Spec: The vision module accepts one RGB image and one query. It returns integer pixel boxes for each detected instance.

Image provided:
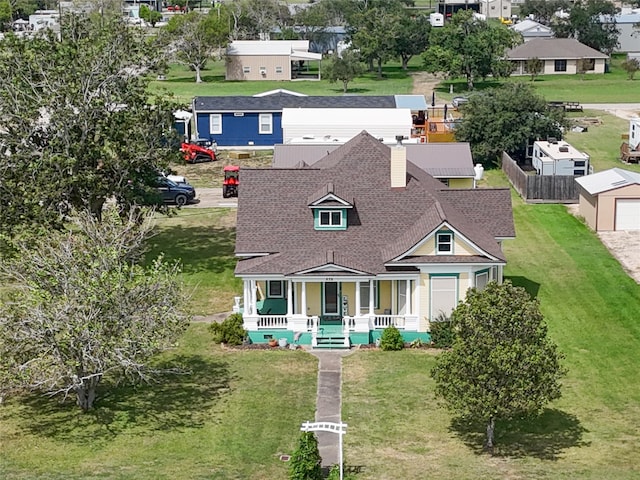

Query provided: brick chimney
[390,135,406,189]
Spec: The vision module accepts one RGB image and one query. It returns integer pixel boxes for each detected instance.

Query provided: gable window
[554,60,567,72]
[319,210,343,227]
[359,281,379,313]
[267,280,284,298]
[436,232,453,254]
[209,114,222,134]
[259,113,272,134]
[242,66,251,74]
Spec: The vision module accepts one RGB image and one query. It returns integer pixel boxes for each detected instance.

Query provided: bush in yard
[289,431,322,480]
[380,325,404,351]
[209,313,247,346]
[430,312,455,348]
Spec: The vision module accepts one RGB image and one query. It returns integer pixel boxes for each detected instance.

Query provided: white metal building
[281,108,413,145]
[532,139,590,176]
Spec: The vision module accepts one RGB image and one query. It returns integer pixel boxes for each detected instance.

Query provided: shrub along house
[235,132,515,348]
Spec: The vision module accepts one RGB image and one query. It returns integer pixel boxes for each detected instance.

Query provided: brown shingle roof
[235,131,514,275]
[506,38,609,60]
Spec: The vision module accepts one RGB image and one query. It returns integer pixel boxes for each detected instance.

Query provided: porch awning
[291,51,322,61]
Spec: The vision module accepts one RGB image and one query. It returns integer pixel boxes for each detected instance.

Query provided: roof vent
[559,146,569,152]
[548,137,558,144]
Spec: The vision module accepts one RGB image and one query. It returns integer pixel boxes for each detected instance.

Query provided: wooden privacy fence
[502,152,580,203]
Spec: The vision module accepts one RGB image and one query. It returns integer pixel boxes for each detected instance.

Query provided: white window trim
[243,66,251,74]
[209,114,222,134]
[259,113,273,135]
[475,271,489,291]
[319,210,343,227]
[267,280,284,298]
[436,232,453,255]
[275,66,283,73]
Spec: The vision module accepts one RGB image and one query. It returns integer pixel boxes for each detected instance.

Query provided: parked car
[160,170,186,184]
[452,96,469,109]
[156,177,196,206]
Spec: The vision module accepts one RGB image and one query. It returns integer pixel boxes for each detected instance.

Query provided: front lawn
[0,324,318,480]
[341,199,640,479]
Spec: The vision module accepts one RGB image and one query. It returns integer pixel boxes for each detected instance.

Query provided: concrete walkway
[308,349,353,468]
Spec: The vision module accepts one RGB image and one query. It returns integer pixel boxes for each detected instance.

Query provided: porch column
[287,279,293,316]
[250,279,257,315]
[405,279,412,315]
[292,281,298,315]
[368,279,375,315]
[243,280,250,315]
[301,281,307,316]
[355,281,361,315]
[414,278,421,323]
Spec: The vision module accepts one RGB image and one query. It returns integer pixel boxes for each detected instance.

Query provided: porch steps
[315,324,349,349]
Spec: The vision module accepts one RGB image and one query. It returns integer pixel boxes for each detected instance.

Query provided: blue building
[191,89,427,148]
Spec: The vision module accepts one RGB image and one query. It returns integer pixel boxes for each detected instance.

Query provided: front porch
[238,277,429,347]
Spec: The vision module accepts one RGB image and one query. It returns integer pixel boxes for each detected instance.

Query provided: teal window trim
[436,230,453,255]
[267,280,284,298]
[314,209,347,230]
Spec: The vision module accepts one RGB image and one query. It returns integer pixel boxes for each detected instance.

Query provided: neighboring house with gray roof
[511,19,553,41]
[235,131,515,347]
[507,38,609,75]
[225,40,322,81]
[191,90,427,147]
[273,142,478,188]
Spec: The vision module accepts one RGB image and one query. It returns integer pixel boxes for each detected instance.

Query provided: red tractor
[222,165,239,198]
[180,139,217,163]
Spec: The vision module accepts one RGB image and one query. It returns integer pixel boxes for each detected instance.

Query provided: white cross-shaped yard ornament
[300,421,348,480]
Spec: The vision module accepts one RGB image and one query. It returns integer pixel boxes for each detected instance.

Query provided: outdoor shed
[281,108,412,144]
[506,38,609,75]
[575,168,640,231]
[225,40,322,81]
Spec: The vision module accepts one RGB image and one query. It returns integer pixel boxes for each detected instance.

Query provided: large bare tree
[0,207,191,411]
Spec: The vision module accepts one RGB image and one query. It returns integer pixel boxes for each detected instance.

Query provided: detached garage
[575,168,640,231]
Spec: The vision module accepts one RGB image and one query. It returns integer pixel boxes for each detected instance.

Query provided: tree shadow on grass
[450,408,590,460]
[13,354,232,444]
[504,275,541,299]
[145,225,237,275]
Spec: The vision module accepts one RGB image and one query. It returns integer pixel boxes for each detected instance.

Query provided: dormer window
[320,210,343,227]
[436,232,453,254]
[308,183,353,231]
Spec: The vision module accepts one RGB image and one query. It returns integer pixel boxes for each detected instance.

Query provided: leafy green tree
[454,83,567,165]
[422,10,520,90]
[525,57,544,81]
[621,58,640,80]
[519,0,570,25]
[0,207,191,411]
[431,281,566,450]
[163,8,230,82]
[0,1,11,30]
[392,12,431,70]
[289,431,322,480]
[139,4,162,26]
[228,0,291,40]
[323,49,364,93]
[552,0,619,54]
[0,14,179,234]
[351,3,403,77]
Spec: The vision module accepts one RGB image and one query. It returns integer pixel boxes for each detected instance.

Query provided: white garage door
[615,199,640,230]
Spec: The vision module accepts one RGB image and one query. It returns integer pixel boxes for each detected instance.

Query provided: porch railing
[373,315,406,329]
[257,315,288,329]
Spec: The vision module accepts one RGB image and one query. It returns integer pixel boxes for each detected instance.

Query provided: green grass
[0,324,318,480]
[145,208,242,315]
[341,198,640,479]
[151,61,417,104]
